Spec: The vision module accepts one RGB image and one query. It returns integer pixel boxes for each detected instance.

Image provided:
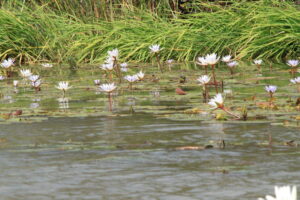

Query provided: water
[0,114,299,200]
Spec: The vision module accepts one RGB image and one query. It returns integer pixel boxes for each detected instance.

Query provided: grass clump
[0,0,299,64]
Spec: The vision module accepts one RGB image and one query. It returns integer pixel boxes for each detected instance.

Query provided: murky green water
[0,62,299,199]
[0,114,299,199]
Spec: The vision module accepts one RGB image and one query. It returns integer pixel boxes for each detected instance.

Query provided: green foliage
[0,0,299,64]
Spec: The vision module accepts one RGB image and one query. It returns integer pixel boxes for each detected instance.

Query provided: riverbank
[0,0,299,64]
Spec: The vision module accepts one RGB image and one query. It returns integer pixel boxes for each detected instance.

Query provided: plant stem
[222,107,240,119]
[211,65,218,93]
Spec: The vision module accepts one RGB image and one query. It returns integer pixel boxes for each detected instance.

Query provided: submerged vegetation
[0,0,299,64]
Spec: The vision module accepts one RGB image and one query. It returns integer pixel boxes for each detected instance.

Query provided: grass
[0,0,299,65]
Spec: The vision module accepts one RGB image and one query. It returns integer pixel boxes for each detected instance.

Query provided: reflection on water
[0,114,299,200]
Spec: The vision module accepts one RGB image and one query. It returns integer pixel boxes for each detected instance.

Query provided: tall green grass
[0,1,299,64]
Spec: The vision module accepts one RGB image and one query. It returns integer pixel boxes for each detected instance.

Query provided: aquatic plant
[258,185,297,200]
[1,58,14,77]
[56,81,72,98]
[221,55,232,63]
[41,63,53,68]
[124,75,139,90]
[31,79,42,92]
[287,60,299,77]
[94,79,101,86]
[99,83,117,111]
[197,75,211,102]
[13,80,19,87]
[136,71,145,81]
[205,53,220,92]
[149,44,163,73]
[208,93,240,119]
[290,77,300,93]
[20,69,32,78]
[226,61,238,75]
[120,62,128,72]
[265,85,277,105]
[254,59,263,71]
[196,56,209,74]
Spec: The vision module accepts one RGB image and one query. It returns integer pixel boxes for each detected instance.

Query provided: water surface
[0,114,299,200]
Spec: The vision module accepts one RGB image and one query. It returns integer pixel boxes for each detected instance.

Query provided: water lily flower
[136,71,145,80]
[99,83,117,93]
[56,81,71,97]
[149,44,160,53]
[222,55,231,63]
[20,69,32,78]
[197,75,211,85]
[265,85,277,94]
[205,53,220,65]
[0,75,6,80]
[167,59,174,64]
[31,79,42,89]
[1,58,14,68]
[208,93,224,109]
[287,60,299,67]
[124,75,139,83]
[258,185,297,200]
[254,59,263,65]
[290,77,300,84]
[41,63,53,68]
[107,49,119,60]
[28,75,40,83]
[120,62,128,72]
[94,79,101,85]
[120,62,128,68]
[121,67,128,72]
[227,61,238,68]
[208,93,240,119]
[101,63,114,71]
[196,56,208,66]
[13,80,19,87]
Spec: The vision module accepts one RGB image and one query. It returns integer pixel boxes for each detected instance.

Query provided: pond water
[0,114,299,200]
[0,62,299,199]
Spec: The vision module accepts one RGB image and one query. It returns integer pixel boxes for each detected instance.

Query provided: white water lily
[258,185,297,200]
[120,62,128,68]
[13,80,19,87]
[149,44,160,53]
[287,60,299,67]
[208,93,224,109]
[136,71,145,80]
[56,81,72,91]
[197,56,208,66]
[254,59,263,65]
[1,58,14,68]
[167,59,174,64]
[124,75,139,83]
[121,67,128,72]
[94,79,101,85]
[290,77,300,84]
[205,53,220,65]
[28,75,40,83]
[101,62,114,71]
[197,75,211,85]
[265,85,277,93]
[222,55,232,63]
[99,83,117,93]
[227,61,238,68]
[41,63,53,68]
[20,69,32,78]
[107,49,119,59]
[31,79,42,88]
